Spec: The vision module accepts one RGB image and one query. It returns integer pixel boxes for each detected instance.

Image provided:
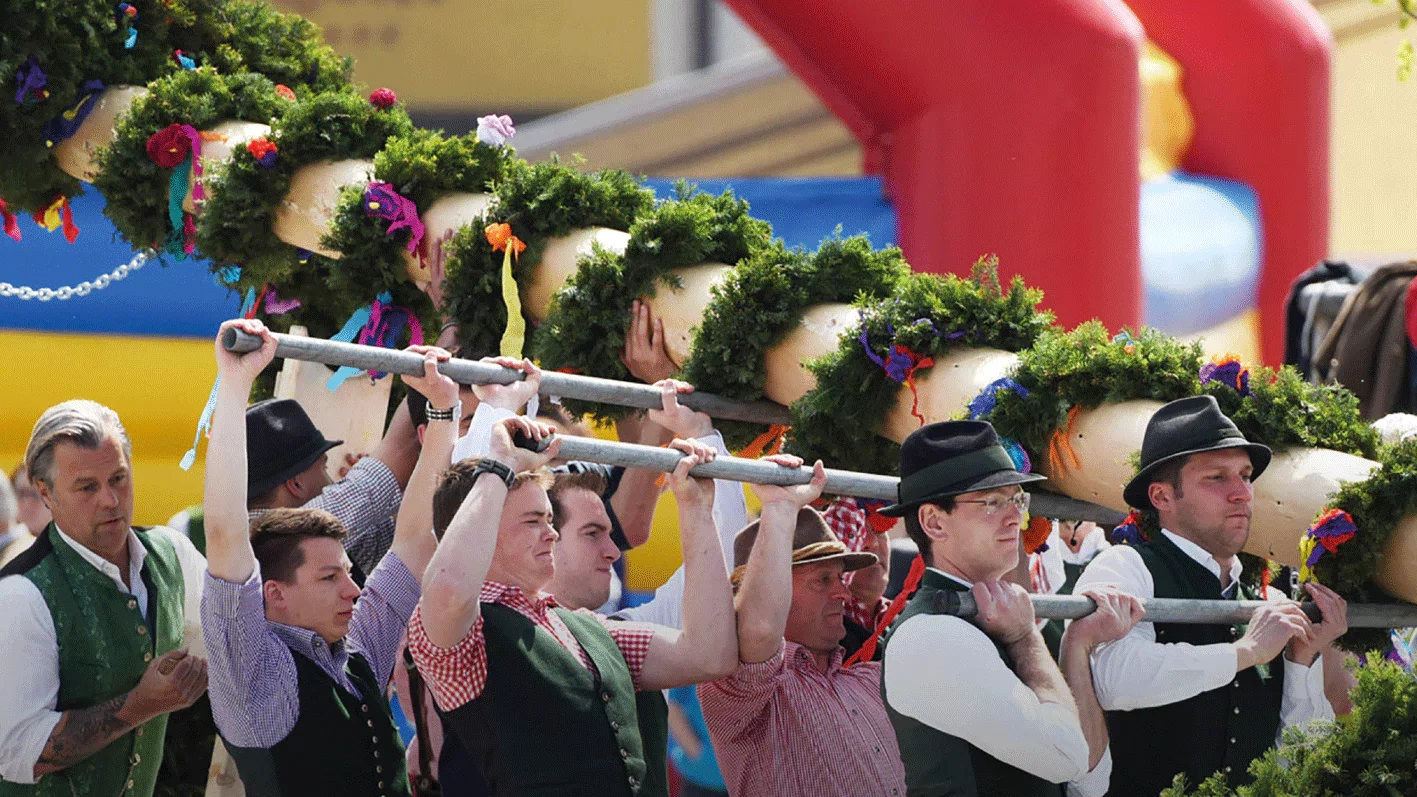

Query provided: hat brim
[1122,439,1272,510]
[878,470,1047,518]
[791,551,879,573]
[248,437,344,497]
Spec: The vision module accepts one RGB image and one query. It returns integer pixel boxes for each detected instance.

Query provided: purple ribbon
[1304,511,1358,568]
[263,290,301,316]
[1002,439,1031,474]
[14,56,46,104]
[363,181,425,254]
[1199,359,1251,397]
[42,80,105,146]
[356,294,424,378]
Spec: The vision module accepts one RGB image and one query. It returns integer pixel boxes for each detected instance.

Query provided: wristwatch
[425,401,462,423]
[471,457,515,488]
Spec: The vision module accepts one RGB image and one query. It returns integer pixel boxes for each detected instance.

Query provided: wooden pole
[935,590,1417,628]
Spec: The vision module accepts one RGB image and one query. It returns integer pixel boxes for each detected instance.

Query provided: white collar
[1060,525,1111,565]
[53,524,145,585]
[1160,528,1243,587]
[929,567,974,589]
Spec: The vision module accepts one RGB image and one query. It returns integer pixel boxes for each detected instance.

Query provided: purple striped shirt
[249,457,402,577]
[202,552,421,748]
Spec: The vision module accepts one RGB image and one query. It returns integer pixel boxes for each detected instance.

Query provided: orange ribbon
[847,553,926,667]
[737,424,791,460]
[1047,406,1082,477]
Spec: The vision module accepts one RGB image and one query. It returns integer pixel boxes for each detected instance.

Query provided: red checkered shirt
[407,579,657,712]
[822,497,890,632]
[698,641,907,797]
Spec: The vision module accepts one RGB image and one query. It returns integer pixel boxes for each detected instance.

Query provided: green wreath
[680,233,910,448]
[93,66,285,254]
[789,257,1054,475]
[534,185,773,420]
[441,158,654,358]
[319,128,513,318]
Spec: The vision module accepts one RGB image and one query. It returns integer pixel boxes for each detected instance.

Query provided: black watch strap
[472,458,516,488]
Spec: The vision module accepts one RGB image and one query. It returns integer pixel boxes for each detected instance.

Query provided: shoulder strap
[402,648,440,794]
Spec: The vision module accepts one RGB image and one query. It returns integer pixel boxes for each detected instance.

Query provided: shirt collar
[1160,528,1244,586]
[271,619,350,666]
[53,523,145,583]
[928,567,973,589]
[783,639,845,674]
[480,579,559,613]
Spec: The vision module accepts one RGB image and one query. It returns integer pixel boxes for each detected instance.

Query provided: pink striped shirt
[697,641,907,797]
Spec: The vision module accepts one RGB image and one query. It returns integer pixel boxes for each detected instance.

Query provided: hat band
[729,540,851,587]
[899,445,1016,505]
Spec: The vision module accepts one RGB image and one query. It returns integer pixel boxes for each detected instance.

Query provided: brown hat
[730,507,878,586]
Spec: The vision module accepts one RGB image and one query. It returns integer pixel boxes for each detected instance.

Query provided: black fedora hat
[1122,395,1271,510]
[246,399,342,497]
[879,420,1045,517]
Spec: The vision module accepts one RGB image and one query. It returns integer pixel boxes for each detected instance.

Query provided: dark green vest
[223,651,409,797]
[880,569,1063,797]
[441,603,668,797]
[0,525,185,797]
[1104,533,1284,797]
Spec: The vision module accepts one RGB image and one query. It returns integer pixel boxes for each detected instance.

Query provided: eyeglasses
[955,491,1030,516]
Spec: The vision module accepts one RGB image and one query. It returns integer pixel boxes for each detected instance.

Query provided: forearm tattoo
[33,694,136,779]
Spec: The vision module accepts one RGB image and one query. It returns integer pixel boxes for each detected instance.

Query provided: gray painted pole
[935,590,1417,628]
[223,328,793,425]
[224,328,1125,525]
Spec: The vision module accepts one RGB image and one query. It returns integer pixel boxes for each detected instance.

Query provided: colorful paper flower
[146,123,195,168]
[275,84,297,101]
[1299,508,1358,581]
[484,222,526,256]
[1199,355,1252,397]
[14,56,48,105]
[363,181,425,253]
[117,4,139,48]
[31,196,78,243]
[246,137,278,169]
[1111,509,1145,545]
[858,319,937,425]
[369,87,397,109]
[173,50,196,70]
[476,114,516,146]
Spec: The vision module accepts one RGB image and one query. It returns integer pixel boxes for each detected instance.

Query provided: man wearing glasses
[874,421,1142,797]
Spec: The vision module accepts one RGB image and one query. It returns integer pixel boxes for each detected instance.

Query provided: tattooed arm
[34,649,206,778]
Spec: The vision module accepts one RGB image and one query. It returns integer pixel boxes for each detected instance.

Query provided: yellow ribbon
[498,242,525,358]
[1297,535,1317,582]
[37,198,64,232]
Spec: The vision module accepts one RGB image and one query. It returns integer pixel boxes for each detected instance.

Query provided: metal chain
[0,250,154,301]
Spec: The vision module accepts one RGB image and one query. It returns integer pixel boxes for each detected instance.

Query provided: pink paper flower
[476,114,515,146]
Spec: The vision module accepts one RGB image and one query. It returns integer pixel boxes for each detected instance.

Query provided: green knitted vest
[1105,532,1284,797]
[880,569,1063,797]
[0,525,184,797]
[222,652,409,797]
[441,604,667,797]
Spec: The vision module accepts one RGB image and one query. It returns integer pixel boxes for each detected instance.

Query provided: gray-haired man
[0,400,208,797]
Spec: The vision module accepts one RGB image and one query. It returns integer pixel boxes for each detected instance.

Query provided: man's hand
[620,299,676,384]
[125,649,208,723]
[473,356,541,412]
[1286,582,1349,666]
[748,455,826,510]
[972,580,1037,646]
[335,452,365,479]
[647,379,713,439]
[1065,586,1145,653]
[402,345,460,412]
[486,416,561,473]
[666,437,717,509]
[214,318,277,386]
[1236,601,1313,672]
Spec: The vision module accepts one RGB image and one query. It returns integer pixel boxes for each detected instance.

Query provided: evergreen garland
[320,129,513,318]
[441,158,654,358]
[985,322,1202,461]
[1161,661,1417,797]
[789,258,1054,475]
[534,186,773,420]
[1203,364,1380,460]
[680,234,910,448]
[94,66,285,253]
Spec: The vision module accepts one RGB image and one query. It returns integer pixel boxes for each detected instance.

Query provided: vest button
[127,599,137,610]
[137,625,148,635]
[1230,737,1237,744]
[602,691,612,702]
[1224,766,1232,774]
[362,704,370,713]
[376,766,383,774]
[367,719,375,728]
[135,728,143,737]
[126,779,135,790]
[143,652,153,662]
[620,748,629,760]
[130,753,141,765]
[372,736,380,745]
[377,782,383,789]
[1233,707,1240,714]
[611,721,621,731]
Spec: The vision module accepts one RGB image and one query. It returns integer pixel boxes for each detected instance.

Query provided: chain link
[0,250,154,301]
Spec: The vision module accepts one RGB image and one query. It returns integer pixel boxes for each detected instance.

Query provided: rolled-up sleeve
[883,614,1090,784]
[696,641,788,742]
[347,552,422,687]
[201,567,300,748]
[1068,747,1112,797]
[0,577,62,784]
[1278,655,1334,741]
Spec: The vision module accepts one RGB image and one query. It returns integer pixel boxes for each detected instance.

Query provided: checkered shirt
[249,456,401,576]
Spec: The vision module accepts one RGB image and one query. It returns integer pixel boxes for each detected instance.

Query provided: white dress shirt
[1072,529,1333,737]
[882,568,1109,797]
[0,525,207,784]
[453,401,750,630]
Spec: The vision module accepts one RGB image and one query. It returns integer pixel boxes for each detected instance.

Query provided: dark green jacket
[0,525,184,797]
[881,569,1064,797]
[1104,533,1284,797]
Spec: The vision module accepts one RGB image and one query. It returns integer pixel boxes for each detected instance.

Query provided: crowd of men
[0,314,1352,797]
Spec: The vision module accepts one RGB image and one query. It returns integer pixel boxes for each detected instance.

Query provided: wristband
[425,401,462,423]
[471,458,516,489]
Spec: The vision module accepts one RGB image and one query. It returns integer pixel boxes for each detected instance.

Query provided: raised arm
[635,439,739,690]
[735,456,827,664]
[205,318,278,583]
[390,346,461,582]
[419,416,560,649]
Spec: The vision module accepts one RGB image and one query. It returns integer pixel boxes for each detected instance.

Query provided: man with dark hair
[1074,395,1348,796]
[875,420,1141,797]
[0,400,209,796]
[201,318,456,797]
[408,412,739,797]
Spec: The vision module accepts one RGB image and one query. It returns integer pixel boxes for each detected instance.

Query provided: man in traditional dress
[876,420,1141,797]
[0,400,209,796]
[1074,395,1349,796]
[408,413,738,796]
[202,318,454,796]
